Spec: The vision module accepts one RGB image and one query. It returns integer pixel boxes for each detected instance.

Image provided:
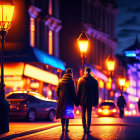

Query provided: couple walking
[55,67,99,134]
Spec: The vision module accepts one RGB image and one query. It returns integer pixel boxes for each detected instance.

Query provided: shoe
[87,130,92,134]
[65,129,70,132]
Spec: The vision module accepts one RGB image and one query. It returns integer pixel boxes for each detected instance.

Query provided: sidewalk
[0,121,60,140]
[0,117,140,140]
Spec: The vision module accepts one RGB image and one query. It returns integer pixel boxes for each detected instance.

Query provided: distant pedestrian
[138,98,140,115]
[55,68,76,133]
[117,94,126,118]
[77,67,99,133]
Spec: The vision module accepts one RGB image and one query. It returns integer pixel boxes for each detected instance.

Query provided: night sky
[116,0,140,54]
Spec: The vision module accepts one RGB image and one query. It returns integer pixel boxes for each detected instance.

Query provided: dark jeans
[81,105,92,131]
[61,118,69,130]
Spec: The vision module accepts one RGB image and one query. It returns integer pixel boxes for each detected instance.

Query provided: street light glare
[0,1,15,31]
[78,40,88,53]
[118,78,126,86]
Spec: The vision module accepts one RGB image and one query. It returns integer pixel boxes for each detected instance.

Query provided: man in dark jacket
[56,68,76,133]
[117,94,126,118]
[77,67,99,133]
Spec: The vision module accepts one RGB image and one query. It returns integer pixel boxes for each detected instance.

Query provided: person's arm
[76,78,82,106]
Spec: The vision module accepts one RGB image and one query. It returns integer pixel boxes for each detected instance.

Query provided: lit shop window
[30,18,35,47]
[48,30,53,55]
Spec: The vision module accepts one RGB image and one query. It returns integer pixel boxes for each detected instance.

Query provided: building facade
[60,0,118,102]
[1,0,65,99]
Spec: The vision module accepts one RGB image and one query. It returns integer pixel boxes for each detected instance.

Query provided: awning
[4,46,65,71]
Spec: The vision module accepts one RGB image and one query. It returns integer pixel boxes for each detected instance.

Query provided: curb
[0,123,60,140]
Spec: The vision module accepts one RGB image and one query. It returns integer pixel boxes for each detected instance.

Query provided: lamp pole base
[0,84,10,134]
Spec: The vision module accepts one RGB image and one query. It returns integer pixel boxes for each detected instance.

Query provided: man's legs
[81,105,86,132]
[87,106,92,132]
[66,119,69,132]
[61,118,65,132]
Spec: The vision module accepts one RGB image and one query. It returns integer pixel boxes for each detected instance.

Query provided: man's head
[84,67,91,74]
[65,68,73,77]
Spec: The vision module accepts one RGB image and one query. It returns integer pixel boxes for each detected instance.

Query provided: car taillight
[112,109,117,112]
[98,108,102,112]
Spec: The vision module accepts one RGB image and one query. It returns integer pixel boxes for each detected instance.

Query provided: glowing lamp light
[76,110,80,115]
[132,110,136,115]
[135,97,139,102]
[118,77,126,87]
[77,32,89,53]
[125,111,128,116]
[0,0,15,31]
[106,54,115,71]
[48,90,52,96]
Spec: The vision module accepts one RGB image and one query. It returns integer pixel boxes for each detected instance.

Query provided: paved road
[8,117,140,140]
[12,124,140,140]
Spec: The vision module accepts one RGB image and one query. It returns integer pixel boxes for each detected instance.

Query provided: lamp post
[77,32,88,74]
[106,54,115,100]
[118,77,126,95]
[0,0,14,134]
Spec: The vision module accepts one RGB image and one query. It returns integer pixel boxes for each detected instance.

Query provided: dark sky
[116,0,140,54]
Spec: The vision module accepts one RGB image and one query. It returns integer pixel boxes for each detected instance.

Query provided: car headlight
[112,109,117,112]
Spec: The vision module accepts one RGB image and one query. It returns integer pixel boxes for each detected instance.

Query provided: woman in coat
[55,68,76,133]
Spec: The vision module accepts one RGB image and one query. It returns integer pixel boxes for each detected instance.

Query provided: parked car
[6,91,57,122]
[96,100,119,117]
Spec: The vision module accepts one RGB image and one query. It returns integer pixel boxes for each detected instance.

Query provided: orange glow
[0,63,24,76]
[125,81,130,88]
[5,80,24,88]
[129,104,135,108]
[110,91,114,97]
[76,110,80,115]
[125,111,128,116]
[30,18,35,47]
[99,80,104,88]
[49,30,53,55]
[0,2,15,31]
[98,109,102,113]
[78,40,88,53]
[132,110,136,115]
[24,64,58,85]
[118,78,126,86]
[30,82,39,88]
[106,82,111,90]
[48,90,52,96]
[77,32,89,54]
[106,55,115,71]
[112,109,116,113]
[103,109,109,115]
[135,97,139,102]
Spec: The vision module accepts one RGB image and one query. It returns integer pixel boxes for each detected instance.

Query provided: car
[6,91,57,122]
[96,100,119,117]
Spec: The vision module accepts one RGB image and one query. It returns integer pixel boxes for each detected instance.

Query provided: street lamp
[77,32,88,73]
[0,0,15,134]
[118,77,126,95]
[106,54,115,100]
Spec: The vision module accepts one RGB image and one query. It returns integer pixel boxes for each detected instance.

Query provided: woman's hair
[65,68,73,74]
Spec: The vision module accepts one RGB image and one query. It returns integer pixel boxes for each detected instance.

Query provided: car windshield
[100,102,115,106]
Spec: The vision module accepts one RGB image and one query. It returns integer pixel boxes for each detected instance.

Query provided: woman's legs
[61,118,69,132]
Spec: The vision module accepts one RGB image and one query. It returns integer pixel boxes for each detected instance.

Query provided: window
[30,17,35,47]
[48,30,53,55]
